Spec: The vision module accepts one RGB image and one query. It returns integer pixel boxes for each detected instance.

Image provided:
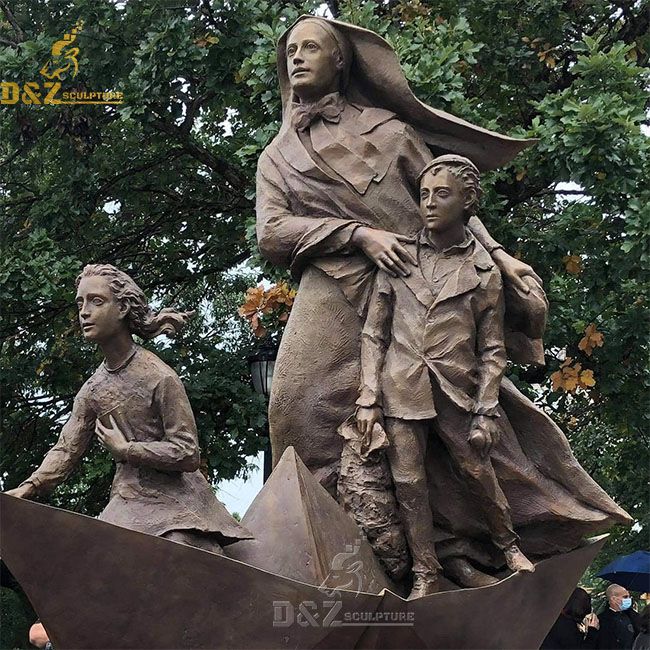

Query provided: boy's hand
[468,415,500,458]
[356,406,384,437]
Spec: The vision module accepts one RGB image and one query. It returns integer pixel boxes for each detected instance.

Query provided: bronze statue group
[8,16,631,608]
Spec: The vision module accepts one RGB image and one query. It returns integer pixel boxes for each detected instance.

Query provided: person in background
[597,584,641,649]
[29,622,52,649]
[541,587,599,649]
[631,606,650,650]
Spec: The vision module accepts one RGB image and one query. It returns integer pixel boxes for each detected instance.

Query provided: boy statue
[355,154,535,599]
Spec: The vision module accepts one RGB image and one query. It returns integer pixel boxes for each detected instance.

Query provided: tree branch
[94,149,187,199]
[150,116,251,195]
[0,35,18,47]
[0,0,25,41]
[199,0,219,30]
[1,121,55,169]
[182,91,215,135]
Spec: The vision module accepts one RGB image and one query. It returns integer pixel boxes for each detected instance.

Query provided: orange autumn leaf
[551,357,597,393]
[268,281,296,306]
[551,372,563,391]
[237,286,265,318]
[579,369,596,387]
[578,323,604,356]
[562,254,582,275]
[250,313,267,338]
[238,281,296,337]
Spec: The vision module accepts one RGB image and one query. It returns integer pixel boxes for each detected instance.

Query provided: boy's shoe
[408,571,441,599]
[503,544,535,573]
[444,557,499,587]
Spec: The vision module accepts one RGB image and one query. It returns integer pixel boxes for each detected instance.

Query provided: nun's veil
[277,15,536,171]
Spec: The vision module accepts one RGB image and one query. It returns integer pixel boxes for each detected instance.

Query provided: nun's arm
[255,151,364,270]
[467,215,503,254]
[470,216,544,291]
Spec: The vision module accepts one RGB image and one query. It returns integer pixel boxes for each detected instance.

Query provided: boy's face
[419,168,468,234]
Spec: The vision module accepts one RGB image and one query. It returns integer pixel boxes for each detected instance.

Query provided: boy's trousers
[384,382,517,576]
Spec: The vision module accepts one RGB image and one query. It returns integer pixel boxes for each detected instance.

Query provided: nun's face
[286,22,341,102]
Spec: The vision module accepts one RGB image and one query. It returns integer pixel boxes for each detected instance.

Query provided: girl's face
[75,275,128,343]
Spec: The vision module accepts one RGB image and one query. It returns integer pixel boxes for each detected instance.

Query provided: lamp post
[248,342,277,483]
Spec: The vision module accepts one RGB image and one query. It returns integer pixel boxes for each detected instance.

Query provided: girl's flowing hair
[76,264,194,339]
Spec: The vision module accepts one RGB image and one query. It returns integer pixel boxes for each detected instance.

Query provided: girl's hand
[5,482,35,499]
[95,414,129,461]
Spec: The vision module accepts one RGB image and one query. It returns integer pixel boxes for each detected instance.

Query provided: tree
[1,0,647,606]
[0,0,312,515]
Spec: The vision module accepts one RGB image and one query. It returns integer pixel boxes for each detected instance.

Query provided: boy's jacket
[357,233,505,419]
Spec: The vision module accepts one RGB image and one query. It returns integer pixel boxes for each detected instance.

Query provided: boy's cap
[417,154,480,183]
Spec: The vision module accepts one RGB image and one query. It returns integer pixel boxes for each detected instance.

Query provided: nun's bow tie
[291,93,344,131]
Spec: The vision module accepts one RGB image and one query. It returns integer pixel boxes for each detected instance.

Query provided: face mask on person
[620,597,632,611]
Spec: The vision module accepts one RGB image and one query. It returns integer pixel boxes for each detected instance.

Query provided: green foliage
[0,586,31,650]
[0,0,303,508]
[1,0,648,576]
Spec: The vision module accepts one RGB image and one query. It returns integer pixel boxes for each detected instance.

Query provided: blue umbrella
[597,550,650,592]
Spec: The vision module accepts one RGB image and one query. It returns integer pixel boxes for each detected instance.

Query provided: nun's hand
[492,249,542,294]
[351,227,417,277]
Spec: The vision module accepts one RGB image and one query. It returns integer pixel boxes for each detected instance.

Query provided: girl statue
[6,264,251,554]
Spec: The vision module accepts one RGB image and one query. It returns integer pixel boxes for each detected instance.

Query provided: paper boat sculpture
[0,447,606,649]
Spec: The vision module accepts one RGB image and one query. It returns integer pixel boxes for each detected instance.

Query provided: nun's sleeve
[256,151,365,271]
[467,215,504,254]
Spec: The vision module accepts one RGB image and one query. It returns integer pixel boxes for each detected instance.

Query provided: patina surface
[6,264,250,549]
[0,492,609,649]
